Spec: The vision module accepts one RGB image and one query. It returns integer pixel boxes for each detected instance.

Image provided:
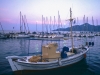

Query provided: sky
[0,0,100,32]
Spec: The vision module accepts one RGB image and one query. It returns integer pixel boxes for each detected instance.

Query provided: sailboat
[6,8,90,72]
[15,12,30,38]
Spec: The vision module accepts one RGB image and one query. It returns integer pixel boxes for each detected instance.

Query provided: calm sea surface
[0,36,100,75]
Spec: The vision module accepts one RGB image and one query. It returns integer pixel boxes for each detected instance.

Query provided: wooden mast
[70,8,74,52]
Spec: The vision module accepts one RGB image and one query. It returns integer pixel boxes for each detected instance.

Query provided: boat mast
[46,17,48,33]
[22,15,27,33]
[92,16,94,32]
[70,8,74,52]
[43,17,46,33]
[20,11,22,33]
[42,15,44,36]
[35,21,37,33]
[50,16,52,34]
[54,16,55,30]
[58,11,60,34]
[0,22,4,34]
[86,17,88,32]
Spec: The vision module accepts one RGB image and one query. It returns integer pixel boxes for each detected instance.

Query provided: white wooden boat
[6,43,89,71]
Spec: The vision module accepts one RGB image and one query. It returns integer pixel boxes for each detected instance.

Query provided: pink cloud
[0,18,17,24]
[28,20,42,25]
[0,8,8,11]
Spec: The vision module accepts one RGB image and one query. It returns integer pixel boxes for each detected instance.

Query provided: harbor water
[0,36,100,75]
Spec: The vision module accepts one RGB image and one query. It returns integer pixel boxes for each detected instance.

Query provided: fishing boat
[6,8,90,72]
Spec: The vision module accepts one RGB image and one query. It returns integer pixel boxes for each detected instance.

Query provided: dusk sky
[0,0,100,32]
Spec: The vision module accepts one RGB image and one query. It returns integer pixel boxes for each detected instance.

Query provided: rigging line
[24,15,30,33]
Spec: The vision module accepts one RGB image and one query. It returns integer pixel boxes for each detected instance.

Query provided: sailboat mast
[92,16,94,32]
[0,22,4,34]
[46,17,48,33]
[44,17,46,33]
[22,15,27,33]
[42,15,44,34]
[50,16,52,34]
[87,17,88,32]
[54,16,56,30]
[83,15,85,32]
[20,11,22,33]
[70,8,74,52]
[36,21,37,33]
[58,11,60,33]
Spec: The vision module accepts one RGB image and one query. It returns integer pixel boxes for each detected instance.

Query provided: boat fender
[89,42,91,46]
[85,42,88,46]
[92,42,94,46]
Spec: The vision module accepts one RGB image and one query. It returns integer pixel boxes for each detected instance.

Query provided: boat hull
[14,58,87,75]
[6,52,87,71]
